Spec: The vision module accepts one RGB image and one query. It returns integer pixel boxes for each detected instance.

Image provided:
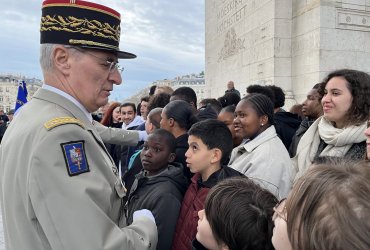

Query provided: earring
[260,124,264,127]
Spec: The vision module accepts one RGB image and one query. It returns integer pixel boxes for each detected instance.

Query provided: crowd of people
[0,0,369,250]
[83,68,370,250]
[94,69,370,249]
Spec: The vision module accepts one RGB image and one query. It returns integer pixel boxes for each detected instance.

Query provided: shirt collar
[42,84,93,123]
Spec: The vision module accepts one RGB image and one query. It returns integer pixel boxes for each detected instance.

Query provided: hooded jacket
[172,166,243,250]
[126,162,188,250]
[122,115,144,130]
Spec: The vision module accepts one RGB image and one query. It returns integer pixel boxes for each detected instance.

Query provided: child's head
[218,105,243,147]
[286,159,370,250]
[161,100,198,132]
[186,119,233,174]
[140,129,176,176]
[145,107,163,134]
[235,94,274,140]
[197,177,277,250]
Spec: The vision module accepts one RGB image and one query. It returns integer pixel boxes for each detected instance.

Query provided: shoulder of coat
[44,116,85,131]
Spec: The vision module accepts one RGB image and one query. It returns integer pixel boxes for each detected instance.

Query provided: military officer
[0,0,157,249]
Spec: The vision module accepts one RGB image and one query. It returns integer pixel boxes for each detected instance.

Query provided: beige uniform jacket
[94,121,140,146]
[0,89,157,250]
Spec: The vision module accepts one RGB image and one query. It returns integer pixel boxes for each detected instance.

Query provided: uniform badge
[61,141,89,176]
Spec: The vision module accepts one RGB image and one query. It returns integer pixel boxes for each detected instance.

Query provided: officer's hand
[138,131,148,141]
[133,209,156,223]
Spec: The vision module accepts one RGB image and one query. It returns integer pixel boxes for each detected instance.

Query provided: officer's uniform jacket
[0,88,157,250]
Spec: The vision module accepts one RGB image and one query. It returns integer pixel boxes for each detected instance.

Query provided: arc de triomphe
[205,0,370,107]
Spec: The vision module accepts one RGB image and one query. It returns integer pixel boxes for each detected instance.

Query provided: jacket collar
[33,88,96,133]
[240,126,277,153]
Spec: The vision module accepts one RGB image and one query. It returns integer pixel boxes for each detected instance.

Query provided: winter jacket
[274,111,301,150]
[228,126,294,198]
[125,122,146,167]
[191,239,208,250]
[118,116,145,173]
[126,162,188,250]
[288,118,315,157]
[172,166,242,250]
[122,149,143,196]
[175,133,192,182]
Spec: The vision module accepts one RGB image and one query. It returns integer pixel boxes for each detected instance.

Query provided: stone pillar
[206,0,293,105]
[206,0,370,107]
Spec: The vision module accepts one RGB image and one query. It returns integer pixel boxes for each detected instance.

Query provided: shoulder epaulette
[44,117,85,131]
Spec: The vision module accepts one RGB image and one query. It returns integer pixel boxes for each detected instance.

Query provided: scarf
[292,116,366,181]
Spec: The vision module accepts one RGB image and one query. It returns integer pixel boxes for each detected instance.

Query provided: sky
[0,0,205,101]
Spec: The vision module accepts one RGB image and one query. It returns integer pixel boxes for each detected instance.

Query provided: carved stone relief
[218,27,246,61]
[336,8,370,32]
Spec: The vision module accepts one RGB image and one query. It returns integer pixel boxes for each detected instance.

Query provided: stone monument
[205,0,370,107]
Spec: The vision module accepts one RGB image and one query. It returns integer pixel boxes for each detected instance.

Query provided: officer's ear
[53,45,72,75]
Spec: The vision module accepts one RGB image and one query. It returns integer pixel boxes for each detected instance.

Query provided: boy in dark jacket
[123,108,163,194]
[125,129,188,250]
[172,119,242,250]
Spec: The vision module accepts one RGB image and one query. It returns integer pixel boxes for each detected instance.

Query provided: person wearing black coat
[125,129,188,250]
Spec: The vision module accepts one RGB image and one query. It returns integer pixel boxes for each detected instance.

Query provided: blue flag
[15,81,28,112]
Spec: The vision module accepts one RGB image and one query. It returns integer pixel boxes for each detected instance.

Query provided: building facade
[0,75,42,112]
[205,0,370,108]
[124,73,207,105]
[171,73,208,103]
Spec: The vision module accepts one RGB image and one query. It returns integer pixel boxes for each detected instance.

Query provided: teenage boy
[194,177,278,250]
[125,129,188,250]
[172,119,242,250]
[289,83,323,157]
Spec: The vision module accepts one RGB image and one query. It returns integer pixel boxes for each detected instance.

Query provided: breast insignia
[44,117,85,130]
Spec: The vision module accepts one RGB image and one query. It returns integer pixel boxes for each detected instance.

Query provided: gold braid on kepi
[40,0,136,59]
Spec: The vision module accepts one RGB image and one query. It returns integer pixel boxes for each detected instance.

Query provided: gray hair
[40,44,56,73]
[39,44,80,73]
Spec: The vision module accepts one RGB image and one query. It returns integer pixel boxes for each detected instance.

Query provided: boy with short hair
[194,177,278,250]
[123,108,163,193]
[172,119,242,250]
[125,129,188,250]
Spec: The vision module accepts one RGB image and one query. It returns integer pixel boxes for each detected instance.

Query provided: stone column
[206,0,293,105]
[206,0,370,107]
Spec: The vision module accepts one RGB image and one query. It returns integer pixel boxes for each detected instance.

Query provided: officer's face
[140,134,175,176]
[69,49,122,113]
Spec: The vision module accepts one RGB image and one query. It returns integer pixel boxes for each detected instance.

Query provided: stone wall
[205,0,370,107]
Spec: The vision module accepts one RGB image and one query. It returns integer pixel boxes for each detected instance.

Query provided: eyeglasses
[71,47,124,75]
[272,198,287,222]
